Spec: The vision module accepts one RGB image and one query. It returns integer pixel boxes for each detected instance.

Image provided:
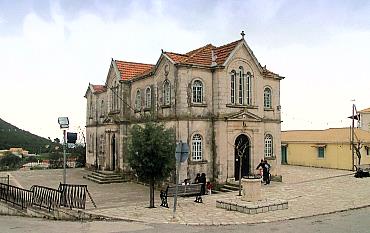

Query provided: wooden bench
[160,183,203,208]
[355,164,370,178]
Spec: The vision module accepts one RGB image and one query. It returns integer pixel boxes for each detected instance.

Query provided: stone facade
[84,36,284,183]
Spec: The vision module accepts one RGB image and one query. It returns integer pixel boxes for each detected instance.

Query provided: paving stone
[2,165,366,225]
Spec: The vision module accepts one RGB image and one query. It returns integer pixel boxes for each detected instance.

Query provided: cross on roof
[241,30,245,39]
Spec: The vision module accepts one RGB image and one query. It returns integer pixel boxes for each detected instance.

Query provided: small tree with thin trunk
[128,122,176,208]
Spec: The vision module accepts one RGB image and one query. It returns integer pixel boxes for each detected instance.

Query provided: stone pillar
[241,178,262,202]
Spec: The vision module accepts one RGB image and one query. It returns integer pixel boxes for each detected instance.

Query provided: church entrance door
[234,134,250,181]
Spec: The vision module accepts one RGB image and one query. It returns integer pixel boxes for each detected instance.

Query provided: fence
[31,185,61,212]
[0,183,32,209]
[0,182,96,211]
[0,175,9,185]
[59,183,96,209]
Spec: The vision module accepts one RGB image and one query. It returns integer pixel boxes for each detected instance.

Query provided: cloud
[0,0,369,140]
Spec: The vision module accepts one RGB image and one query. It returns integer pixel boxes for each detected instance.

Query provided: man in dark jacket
[263,159,271,185]
[199,173,206,195]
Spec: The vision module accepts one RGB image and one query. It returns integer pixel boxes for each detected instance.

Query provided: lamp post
[58,117,69,184]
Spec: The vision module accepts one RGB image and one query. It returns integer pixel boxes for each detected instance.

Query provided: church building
[85,33,284,183]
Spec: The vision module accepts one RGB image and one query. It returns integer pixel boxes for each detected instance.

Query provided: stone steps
[83,171,127,184]
[222,184,240,191]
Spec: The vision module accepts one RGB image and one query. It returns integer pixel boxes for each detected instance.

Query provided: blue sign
[175,141,189,163]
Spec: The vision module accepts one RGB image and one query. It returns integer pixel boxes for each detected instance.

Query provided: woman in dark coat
[199,173,206,195]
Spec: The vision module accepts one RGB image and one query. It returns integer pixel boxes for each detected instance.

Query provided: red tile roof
[115,38,282,80]
[214,39,243,65]
[92,85,106,94]
[165,52,188,63]
[164,39,242,67]
[115,60,154,80]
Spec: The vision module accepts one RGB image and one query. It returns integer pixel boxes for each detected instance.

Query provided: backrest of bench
[358,164,370,170]
[167,184,202,197]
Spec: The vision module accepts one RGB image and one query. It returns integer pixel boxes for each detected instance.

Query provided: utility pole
[351,103,355,171]
[63,129,67,184]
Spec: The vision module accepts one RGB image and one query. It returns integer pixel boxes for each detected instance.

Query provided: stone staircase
[219,183,240,192]
[83,171,127,184]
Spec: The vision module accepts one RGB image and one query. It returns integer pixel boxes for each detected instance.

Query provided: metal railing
[0,175,9,185]
[0,182,96,211]
[0,183,32,209]
[31,185,61,212]
[59,183,96,209]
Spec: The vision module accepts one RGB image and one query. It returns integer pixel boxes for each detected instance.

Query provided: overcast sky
[0,0,369,141]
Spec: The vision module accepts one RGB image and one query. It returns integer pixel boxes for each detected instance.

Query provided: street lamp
[58,117,69,184]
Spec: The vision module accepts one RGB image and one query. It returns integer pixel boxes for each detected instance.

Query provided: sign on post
[173,141,189,219]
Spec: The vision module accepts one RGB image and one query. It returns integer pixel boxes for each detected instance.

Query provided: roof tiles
[114,38,282,80]
[115,60,154,80]
[92,85,106,94]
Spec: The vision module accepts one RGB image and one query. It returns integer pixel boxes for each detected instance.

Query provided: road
[1,207,370,233]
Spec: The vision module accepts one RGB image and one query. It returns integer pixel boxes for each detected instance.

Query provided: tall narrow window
[192,80,203,103]
[89,100,93,118]
[238,67,244,104]
[192,134,203,161]
[231,70,236,104]
[135,90,141,110]
[101,100,104,116]
[112,81,118,111]
[145,87,151,108]
[318,147,325,158]
[264,134,273,158]
[264,87,272,108]
[246,72,252,105]
[163,80,171,105]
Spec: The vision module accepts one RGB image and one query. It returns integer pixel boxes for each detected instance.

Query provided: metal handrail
[31,185,61,212]
[0,183,32,209]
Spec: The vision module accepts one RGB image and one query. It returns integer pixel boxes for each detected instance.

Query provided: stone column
[241,178,262,202]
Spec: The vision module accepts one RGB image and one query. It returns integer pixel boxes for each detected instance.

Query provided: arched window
[101,100,104,116]
[230,70,236,104]
[192,134,203,161]
[89,99,93,118]
[246,71,252,105]
[264,87,272,108]
[135,90,141,110]
[145,87,151,108]
[264,134,273,158]
[238,66,244,104]
[192,80,203,103]
[163,80,171,105]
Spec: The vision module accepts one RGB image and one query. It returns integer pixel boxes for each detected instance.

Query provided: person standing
[194,173,200,184]
[256,159,265,182]
[263,159,271,185]
[199,173,206,195]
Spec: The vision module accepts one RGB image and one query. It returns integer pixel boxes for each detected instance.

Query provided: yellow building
[281,128,370,170]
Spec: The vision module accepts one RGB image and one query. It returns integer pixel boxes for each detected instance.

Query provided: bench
[160,183,203,208]
[355,164,370,178]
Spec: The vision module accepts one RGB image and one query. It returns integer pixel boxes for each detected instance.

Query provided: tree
[128,122,176,208]
[70,144,86,167]
[0,154,22,170]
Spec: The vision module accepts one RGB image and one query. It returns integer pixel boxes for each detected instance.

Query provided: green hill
[0,118,52,154]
